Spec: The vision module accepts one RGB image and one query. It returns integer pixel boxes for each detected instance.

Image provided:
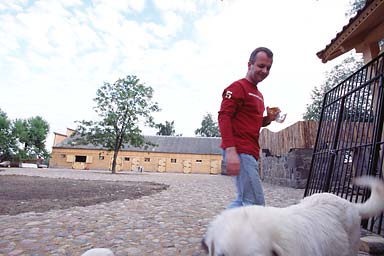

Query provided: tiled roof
[53,135,223,155]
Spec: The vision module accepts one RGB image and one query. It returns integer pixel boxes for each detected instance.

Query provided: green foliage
[303,84,328,121]
[0,109,50,161]
[156,120,176,136]
[0,109,16,161]
[13,116,50,159]
[195,113,220,137]
[74,75,160,173]
[345,0,366,18]
[303,54,364,121]
[13,119,29,148]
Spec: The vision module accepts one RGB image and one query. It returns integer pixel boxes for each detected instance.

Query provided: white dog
[202,176,384,256]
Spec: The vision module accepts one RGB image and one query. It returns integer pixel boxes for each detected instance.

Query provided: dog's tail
[354,176,384,219]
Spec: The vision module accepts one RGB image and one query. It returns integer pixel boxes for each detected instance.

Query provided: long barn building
[49,128,223,174]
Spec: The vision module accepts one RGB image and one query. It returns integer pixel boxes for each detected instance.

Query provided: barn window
[124,157,130,161]
[59,154,66,158]
[144,158,150,162]
[75,155,87,162]
[196,159,202,163]
[171,158,177,163]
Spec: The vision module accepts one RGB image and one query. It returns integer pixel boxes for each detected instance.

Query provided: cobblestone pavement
[0,168,343,255]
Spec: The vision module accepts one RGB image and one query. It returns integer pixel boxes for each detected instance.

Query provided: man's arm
[218,83,243,149]
[218,83,244,176]
[224,147,240,176]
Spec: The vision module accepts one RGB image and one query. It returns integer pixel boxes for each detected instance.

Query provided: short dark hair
[249,47,273,63]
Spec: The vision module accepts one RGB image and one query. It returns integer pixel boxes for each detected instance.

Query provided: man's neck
[244,77,258,87]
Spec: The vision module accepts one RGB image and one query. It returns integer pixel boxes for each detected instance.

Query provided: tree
[0,109,16,161]
[13,116,50,160]
[0,110,50,162]
[345,0,366,18]
[27,116,50,159]
[303,54,364,121]
[195,113,220,137]
[156,120,176,136]
[74,75,160,173]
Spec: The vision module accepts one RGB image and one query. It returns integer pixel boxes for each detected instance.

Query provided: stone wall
[260,148,313,189]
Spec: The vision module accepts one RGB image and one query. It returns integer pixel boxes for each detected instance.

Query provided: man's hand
[225,147,240,176]
[266,106,281,122]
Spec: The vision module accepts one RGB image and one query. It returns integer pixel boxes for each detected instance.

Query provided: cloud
[0,0,353,150]
[153,0,197,13]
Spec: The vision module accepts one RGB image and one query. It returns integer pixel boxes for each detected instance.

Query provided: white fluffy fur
[81,248,115,256]
[202,176,384,256]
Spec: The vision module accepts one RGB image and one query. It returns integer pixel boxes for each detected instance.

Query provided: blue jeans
[225,153,265,209]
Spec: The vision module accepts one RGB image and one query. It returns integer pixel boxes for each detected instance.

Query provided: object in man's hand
[268,107,286,123]
[275,112,287,123]
[268,107,280,115]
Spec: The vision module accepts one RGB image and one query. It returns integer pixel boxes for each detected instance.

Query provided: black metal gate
[305,51,384,235]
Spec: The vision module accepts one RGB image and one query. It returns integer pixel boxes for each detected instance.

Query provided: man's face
[247,51,273,85]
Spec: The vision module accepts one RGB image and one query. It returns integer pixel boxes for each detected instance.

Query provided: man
[218,47,279,208]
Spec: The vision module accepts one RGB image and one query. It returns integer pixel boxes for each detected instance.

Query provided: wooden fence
[259,121,319,156]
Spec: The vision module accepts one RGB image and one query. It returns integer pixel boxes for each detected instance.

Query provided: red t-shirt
[218,78,265,159]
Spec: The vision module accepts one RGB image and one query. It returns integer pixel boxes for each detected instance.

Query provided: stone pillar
[287,148,313,189]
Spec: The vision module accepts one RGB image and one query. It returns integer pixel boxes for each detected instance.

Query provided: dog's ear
[271,242,284,256]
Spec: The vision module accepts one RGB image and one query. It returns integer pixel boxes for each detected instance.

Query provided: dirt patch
[0,175,169,216]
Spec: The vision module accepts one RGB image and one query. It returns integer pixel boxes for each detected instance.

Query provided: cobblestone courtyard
[0,168,311,255]
[1,168,378,255]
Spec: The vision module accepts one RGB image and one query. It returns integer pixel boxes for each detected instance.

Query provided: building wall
[50,148,222,174]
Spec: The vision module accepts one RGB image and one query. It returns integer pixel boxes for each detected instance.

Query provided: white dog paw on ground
[81,248,115,256]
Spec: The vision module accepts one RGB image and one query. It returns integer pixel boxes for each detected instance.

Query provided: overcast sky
[0,0,355,151]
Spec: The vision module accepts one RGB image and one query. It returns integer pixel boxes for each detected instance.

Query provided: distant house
[49,128,223,174]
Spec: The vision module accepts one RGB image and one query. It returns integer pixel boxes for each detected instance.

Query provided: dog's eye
[271,249,280,256]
